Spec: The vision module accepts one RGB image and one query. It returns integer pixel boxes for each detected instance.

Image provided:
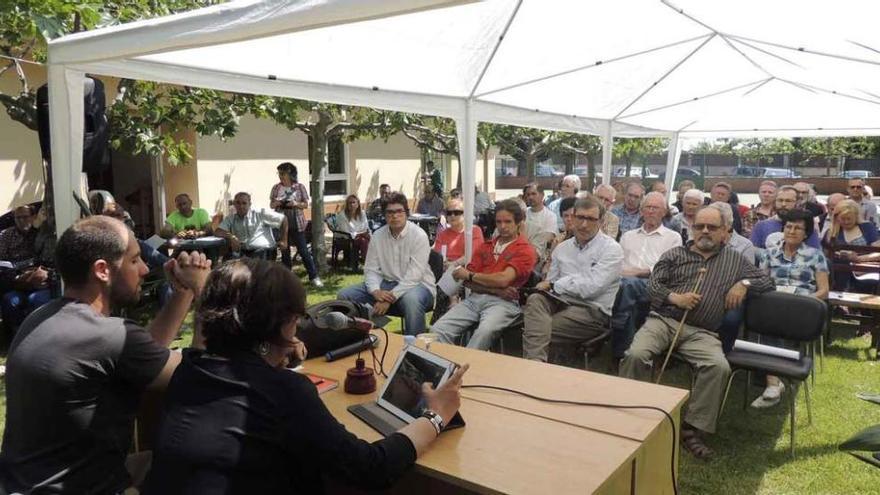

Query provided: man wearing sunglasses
[620,204,774,460]
[338,192,435,335]
[846,178,878,228]
[522,196,622,363]
[432,199,536,350]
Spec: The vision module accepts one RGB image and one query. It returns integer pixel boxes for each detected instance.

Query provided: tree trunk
[586,154,595,191]
[625,157,632,178]
[308,114,330,274]
[526,154,536,182]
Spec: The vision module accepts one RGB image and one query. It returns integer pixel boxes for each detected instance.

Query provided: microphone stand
[655,268,707,384]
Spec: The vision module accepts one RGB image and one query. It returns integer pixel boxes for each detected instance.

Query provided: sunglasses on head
[446,210,464,216]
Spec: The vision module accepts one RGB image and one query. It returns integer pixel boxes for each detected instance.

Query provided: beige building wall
[0,64,46,211]
[348,133,423,204]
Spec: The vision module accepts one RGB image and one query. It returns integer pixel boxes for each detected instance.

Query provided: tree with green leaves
[613,137,667,178]
[492,125,561,182]
[557,133,602,190]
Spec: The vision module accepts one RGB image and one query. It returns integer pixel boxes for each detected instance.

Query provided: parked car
[733,166,800,178]
[841,170,873,179]
[612,167,658,178]
[658,167,701,183]
[536,164,564,177]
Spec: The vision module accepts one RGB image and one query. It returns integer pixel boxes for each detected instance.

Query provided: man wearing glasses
[620,204,774,460]
[611,192,682,367]
[611,182,646,236]
[750,186,821,251]
[216,192,288,261]
[846,178,878,228]
[522,196,623,362]
[338,192,435,335]
[432,200,536,350]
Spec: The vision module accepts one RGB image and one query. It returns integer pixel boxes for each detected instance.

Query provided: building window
[308,135,348,197]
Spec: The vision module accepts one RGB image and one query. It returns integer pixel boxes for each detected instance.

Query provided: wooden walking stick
[655,267,708,384]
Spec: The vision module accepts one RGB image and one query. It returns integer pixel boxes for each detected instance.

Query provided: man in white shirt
[611,192,682,362]
[522,196,623,362]
[547,175,580,230]
[523,183,558,265]
[847,178,879,228]
[216,192,287,260]
[338,192,435,335]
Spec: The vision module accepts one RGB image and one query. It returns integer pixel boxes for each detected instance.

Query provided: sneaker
[762,382,785,400]
[750,395,777,409]
[311,278,324,288]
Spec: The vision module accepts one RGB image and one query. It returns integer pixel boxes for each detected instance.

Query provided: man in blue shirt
[611,182,645,236]
[750,185,820,251]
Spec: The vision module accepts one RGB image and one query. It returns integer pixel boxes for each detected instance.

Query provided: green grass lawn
[1,267,878,494]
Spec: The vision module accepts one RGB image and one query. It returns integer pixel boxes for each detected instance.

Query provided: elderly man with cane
[619,204,774,460]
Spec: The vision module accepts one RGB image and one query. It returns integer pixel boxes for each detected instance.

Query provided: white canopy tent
[47,0,880,258]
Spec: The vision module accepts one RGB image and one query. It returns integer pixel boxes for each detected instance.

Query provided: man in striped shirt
[620,205,774,460]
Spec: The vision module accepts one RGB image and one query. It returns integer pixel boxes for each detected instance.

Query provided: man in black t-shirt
[0,216,211,494]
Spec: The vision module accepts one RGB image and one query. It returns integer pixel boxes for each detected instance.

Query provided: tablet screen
[378,347,454,422]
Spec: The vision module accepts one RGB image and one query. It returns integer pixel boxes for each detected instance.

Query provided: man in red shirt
[432,199,537,350]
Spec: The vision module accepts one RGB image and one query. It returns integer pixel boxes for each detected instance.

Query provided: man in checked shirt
[620,204,774,460]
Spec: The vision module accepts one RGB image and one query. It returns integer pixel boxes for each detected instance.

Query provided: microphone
[321,311,374,333]
[326,334,379,362]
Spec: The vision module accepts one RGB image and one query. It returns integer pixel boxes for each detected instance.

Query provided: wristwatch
[740,279,751,288]
[421,409,444,435]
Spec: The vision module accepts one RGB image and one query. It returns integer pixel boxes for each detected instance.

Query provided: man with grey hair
[751,185,821,251]
[592,183,621,240]
[522,196,623,362]
[611,182,645,235]
[547,175,581,230]
[711,202,757,266]
[670,188,705,242]
[612,192,681,366]
[620,205,774,459]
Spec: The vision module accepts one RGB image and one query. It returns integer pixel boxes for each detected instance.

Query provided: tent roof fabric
[49,0,880,138]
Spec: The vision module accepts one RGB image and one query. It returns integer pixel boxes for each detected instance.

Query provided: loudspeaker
[36,76,110,174]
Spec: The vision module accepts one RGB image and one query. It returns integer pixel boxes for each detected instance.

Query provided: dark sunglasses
[446,210,464,216]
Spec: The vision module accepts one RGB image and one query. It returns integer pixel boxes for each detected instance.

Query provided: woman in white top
[335,194,370,267]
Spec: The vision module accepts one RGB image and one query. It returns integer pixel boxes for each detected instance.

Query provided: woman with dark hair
[335,194,370,267]
[144,259,467,494]
[270,162,323,287]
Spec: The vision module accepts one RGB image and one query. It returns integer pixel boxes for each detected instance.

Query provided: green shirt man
[161,194,213,239]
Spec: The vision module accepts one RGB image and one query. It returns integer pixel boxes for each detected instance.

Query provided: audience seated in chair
[592,184,621,240]
[432,198,484,267]
[751,185,821,252]
[522,196,622,363]
[0,206,53,335]
[541,196,578,279]
[522,182,559,269]
[846,177,879,229]
[670,188,705,243]
[740,180,777,239]
[432,200,537,350]
[416,185,444,217]
[0,216,211,494]
[547,175,580,231]
[338,192,435,335]
[367,183,392,231]
[216,191,288,262]
[611,192,681,364]
[752,209,829,409]
[611,182,645,236]
[619,205,774,460]
[159,193,213,240]
[334,194,371,269]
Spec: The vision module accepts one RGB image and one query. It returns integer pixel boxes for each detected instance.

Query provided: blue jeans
[1,289,52,330]
[338,281,434,335]
[276,227,318,280]
[611,277,651,358]
[718,307,744,354]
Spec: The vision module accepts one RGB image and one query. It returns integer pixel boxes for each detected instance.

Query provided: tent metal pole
[601,121,613,186]
[456,99,477,263]
[664,132,682,200]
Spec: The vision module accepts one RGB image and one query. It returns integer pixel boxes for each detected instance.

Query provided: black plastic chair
[719,291,826,457]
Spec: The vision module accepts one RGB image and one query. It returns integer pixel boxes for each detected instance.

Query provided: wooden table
[305,332,689,494]
[827,291,880,355]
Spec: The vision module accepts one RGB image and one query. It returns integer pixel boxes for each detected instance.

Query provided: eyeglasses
[693,223,722,232]
[574,215,601,223]
[385,208,406,216]
[446,210,464,216]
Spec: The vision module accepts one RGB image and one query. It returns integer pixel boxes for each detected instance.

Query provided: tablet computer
[376,345,458,424]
